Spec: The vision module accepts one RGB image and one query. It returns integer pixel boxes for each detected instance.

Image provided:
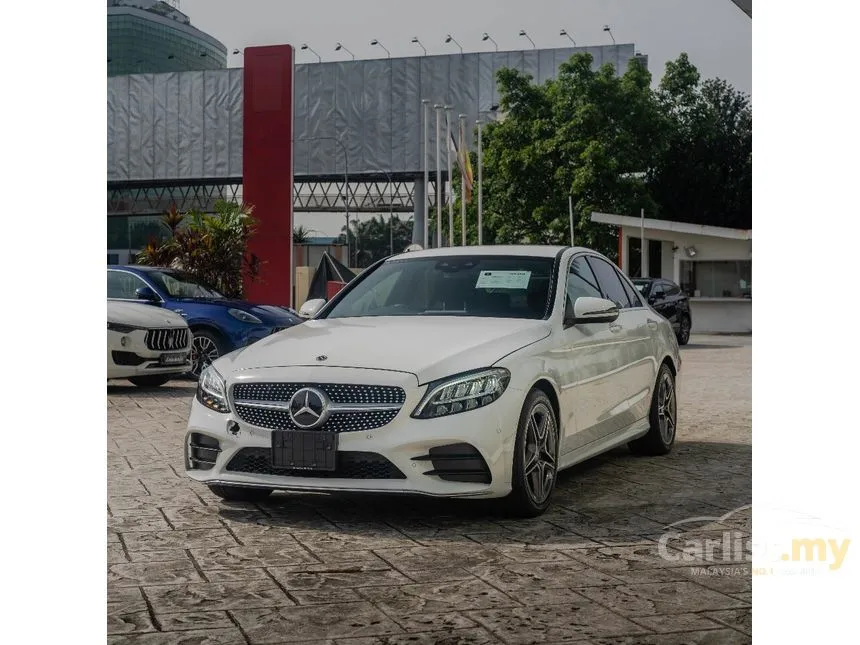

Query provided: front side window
[566,256,602,303]
[146,271,224,299]
[107,270,148,299]
[586,257,634,309]
[324,255,555,320]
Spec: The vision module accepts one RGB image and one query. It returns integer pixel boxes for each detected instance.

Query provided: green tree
[479,53,668,258]
[650,53,752,229]
[136,201,259,298]
[339,215,414,267]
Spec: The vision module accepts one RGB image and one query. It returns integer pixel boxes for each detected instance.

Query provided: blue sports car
[107,266,303,376]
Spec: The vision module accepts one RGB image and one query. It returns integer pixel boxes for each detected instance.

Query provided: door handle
[647,318,659,329]
[609,323,623,333]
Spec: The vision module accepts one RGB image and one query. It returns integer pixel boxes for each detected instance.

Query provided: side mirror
[566,296,620,326]
[135,286,160,303]
[298,298,326,319]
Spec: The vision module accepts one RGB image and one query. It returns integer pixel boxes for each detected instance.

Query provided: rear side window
[620,274,643,307]
[586,257,634,309]
[665,282,682,296]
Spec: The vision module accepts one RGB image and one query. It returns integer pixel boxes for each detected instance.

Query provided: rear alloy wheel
[208,484,272,503]
[629,364,677,456]
[677,315,691,345]
[506,389,560,517]
[128,375,172,388]
[190,330,223,377]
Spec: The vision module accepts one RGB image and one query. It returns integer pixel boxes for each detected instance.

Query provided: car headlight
[197,365,230,413]
[412,368,510,419]
[228,308,263,324]
[107,322,138,333]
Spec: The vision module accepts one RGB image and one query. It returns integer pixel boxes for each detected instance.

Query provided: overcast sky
[181,0,751,94]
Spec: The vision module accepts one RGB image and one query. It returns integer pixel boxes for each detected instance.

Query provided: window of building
[680,260,751,298]
[586,256,634,309]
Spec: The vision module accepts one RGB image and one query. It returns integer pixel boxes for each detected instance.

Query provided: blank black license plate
[272,431,337,471]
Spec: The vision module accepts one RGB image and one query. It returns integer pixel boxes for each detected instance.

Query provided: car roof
[391,244,584,260]
[109,265,168,272]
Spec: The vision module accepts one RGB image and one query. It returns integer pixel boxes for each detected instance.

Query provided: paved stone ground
[108,334,752,645]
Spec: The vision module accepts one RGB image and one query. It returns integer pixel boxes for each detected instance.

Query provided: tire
[190,329,225,378]
[128,375,172,388]
[676,315,691,346]
[629,364,677,456]
[505,389,560,518]
[208,484,273,503]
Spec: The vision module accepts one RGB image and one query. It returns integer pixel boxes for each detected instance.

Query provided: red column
[242,45,294,305]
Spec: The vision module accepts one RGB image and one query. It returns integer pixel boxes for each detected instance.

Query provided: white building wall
[620,225,751,334]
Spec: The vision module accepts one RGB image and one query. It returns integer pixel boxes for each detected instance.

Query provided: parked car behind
[632,278,692,345]
[108,301,192,386]
[107,266,303,376]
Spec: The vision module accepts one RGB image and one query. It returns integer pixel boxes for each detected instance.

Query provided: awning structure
[306,252,357,302]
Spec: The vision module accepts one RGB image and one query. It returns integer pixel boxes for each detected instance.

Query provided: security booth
[591,212,751,334]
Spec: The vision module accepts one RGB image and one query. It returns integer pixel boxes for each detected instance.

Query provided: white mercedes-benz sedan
[185,246,681,516]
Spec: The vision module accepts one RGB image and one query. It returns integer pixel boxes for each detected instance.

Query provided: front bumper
[184,367,524,499]
[107,329,192,379]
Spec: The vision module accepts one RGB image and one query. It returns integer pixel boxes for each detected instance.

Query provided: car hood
[173,298,301,323]
[216,316,552,384]
[107,301,188,328]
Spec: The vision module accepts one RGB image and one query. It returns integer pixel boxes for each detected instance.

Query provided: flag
[451,126,475,204]
[460,123,474,204]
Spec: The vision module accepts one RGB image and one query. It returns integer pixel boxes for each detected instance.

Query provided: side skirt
[557,419,650,472]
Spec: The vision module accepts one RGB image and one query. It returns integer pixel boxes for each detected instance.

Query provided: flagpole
[569,196,575,246]
[434,105,442,249]
[459,114,467,246]
[422,99,430,248]
[476,119,483,245]
[444,105,453,247]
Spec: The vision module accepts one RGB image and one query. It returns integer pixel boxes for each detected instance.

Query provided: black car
[632,278,692,345]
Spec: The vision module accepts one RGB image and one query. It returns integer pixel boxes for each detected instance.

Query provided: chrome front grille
[232,383,406,433]
[145,328,189,351]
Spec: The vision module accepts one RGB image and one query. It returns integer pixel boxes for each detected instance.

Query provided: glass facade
[107,6,227,76]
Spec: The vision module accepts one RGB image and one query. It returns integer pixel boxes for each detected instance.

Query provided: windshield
[324,255,555,320]
[147,270,224,299]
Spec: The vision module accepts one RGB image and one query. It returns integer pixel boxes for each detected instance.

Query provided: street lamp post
[559,29,576,46]
[334,42,355,60]
[370,39,390,58]
[481,33,498,51]
[476,118,483,245]
[300,43,321,62]
[422,99,430,248]
[518,30,536,49]
[434,104,443,249]
[411,37,427,56]
[444,105,454,246]
[603,25,616,45]
[444,34,463,55]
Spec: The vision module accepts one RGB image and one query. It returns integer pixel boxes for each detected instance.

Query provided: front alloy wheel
[507,389,559,517]
[190,331,222,378]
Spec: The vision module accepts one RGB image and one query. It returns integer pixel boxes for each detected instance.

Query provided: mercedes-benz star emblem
[316,355,328,362]
[288,387,330,430]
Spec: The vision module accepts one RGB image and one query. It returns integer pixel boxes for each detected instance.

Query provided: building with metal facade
[107,44,643,262]
[107,0,227,77]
